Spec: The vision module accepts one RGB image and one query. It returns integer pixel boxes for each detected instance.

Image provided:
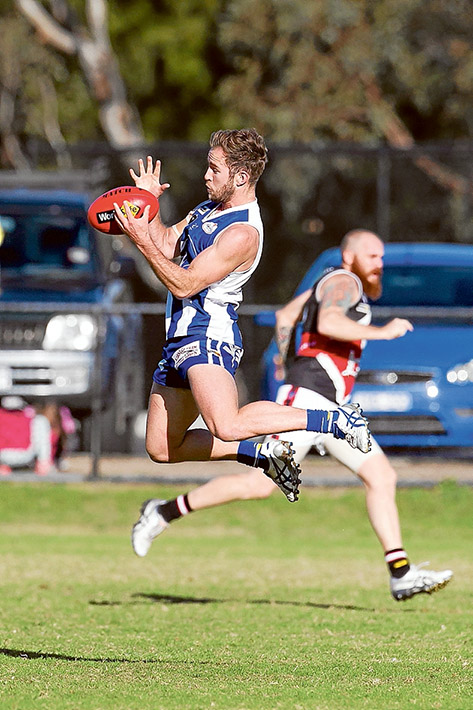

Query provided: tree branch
[16,0,145,149]
[363,77,470,196]
[15,0,76,54]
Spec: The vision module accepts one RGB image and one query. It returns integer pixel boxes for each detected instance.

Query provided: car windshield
[0,206,96,276]
[376,265,473,307]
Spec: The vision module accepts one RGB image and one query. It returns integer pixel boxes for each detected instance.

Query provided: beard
[206,176,235,204]
[361,272,383,300]
[351,258,383,300]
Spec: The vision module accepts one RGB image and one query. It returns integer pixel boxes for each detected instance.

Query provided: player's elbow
[317,319,335,339]
[171,283,197,300]
[317,312,345,339]
[172,287,190,299]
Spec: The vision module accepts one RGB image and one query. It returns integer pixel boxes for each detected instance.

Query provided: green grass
[0,481,471,710]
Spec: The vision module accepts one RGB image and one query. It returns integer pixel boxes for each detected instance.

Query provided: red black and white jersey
[285,268,371,404]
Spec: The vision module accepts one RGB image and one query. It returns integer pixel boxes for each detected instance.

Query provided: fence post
[376,147,391,241]
[88,310,104,480]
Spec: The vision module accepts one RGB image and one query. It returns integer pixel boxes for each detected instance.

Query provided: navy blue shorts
[153,336,244,389]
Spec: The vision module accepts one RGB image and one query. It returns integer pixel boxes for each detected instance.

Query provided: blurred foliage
[218,0,473,142]
[214,0,473,291]
[1,0,226,149]
[1,0,472,302]
[106,0,226,140]
[3,0,471,148]
[0,11,98,145]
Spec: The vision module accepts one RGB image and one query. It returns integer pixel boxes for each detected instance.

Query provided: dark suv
[0,183,145,452]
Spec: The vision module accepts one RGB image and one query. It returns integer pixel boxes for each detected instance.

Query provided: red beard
[362,273,382,300]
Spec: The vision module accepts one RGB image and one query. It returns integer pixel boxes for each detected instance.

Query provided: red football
[87,186,159,235]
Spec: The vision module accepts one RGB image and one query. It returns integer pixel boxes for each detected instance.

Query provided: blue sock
[306,409,335,433]
[237,440,267,470]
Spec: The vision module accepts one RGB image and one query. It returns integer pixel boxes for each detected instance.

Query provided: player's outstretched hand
[382,318,414,340]
[130,156,170,199]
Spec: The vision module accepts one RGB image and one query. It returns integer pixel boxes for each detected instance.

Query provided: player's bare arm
[114,204,259,298]
[168,223,259,297]
[318,274,413,341]
[274,289,312,377]
[128,155,185,258]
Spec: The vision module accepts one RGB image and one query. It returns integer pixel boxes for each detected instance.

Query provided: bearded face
[351,252,383,300]
[206,174,235,204]
[204,146,238,205]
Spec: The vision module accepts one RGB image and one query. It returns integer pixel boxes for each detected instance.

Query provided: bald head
[340,229,383,256]
[340,229,384,300]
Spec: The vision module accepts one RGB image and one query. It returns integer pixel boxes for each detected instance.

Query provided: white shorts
[270,384,382,474]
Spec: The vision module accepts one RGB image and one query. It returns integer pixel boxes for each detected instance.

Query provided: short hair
[340,229,382,253]
[209,129,268,185]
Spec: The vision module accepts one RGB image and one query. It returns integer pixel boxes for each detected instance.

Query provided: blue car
[255,242,473,450]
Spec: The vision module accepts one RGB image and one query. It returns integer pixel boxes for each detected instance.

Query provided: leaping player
[113,128,370,515]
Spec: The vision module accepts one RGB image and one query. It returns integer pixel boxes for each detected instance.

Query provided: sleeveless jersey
[286,267,371,404]
[165,199,263,347]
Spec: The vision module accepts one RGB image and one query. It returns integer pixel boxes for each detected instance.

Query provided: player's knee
[385,463,398,489]
[146,445,169,463]
[248,472,275,499]
[145,436,173,463]
[205,420,240,442]
[376,460,397,489]
[360,455,397,490]
[237,470,275,499]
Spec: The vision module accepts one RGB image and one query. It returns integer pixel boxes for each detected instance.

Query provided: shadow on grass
[0,647,159,664]
[90,591,381,613]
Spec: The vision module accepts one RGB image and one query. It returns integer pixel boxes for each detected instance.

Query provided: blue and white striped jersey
[165,199,263,346]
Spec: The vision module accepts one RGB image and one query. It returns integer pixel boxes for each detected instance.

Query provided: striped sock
[159,494,192,523]
[385,548,410,578]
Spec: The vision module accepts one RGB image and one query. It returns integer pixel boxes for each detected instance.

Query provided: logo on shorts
[222,343,243,367]
[202,221,218,234]
[172,341,201,367]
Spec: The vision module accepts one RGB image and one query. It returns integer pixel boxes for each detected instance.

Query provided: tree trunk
[16,0,145,150]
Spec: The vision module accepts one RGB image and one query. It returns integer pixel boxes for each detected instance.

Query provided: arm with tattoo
[318,273,414,342]
[273,289,312,380]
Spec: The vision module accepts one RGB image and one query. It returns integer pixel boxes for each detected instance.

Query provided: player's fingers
[399,319,414,333]
[129,168,138,182]
[123,200,136,218]
[113,202,126,224]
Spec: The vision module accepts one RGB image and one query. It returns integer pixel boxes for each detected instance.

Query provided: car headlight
[446,360,473,384]
[43,314,98,351]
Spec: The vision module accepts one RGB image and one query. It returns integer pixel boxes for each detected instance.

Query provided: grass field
[0,480,472,710]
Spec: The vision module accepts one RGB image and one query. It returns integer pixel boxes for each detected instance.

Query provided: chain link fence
[12,139,473,305]
[1,140,473,480]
